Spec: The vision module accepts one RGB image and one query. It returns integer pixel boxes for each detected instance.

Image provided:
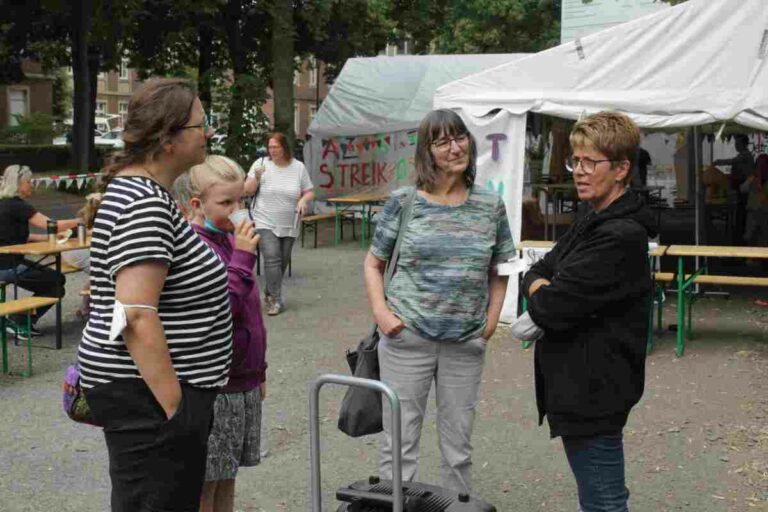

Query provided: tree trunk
[271,0,295,149]
[88,47,100,170]
[197,24,214,114]
[70,0,92,173]
[223,0,247,159]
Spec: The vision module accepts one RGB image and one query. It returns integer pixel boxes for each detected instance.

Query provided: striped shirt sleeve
[107,195,174,281]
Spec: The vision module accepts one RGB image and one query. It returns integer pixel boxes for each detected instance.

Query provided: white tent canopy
[434,0,768,131]
[308,53,527,138]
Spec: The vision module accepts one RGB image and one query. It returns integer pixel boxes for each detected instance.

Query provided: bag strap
[383,186,417,287]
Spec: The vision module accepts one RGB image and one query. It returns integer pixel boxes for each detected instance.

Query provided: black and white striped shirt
[78,176,232,389]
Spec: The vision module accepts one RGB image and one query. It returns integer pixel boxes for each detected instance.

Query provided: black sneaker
[5,324,30,341]
[28,325,42,337]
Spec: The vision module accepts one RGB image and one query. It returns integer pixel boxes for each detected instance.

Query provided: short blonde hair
[0,164,33,199]
[569,111,640,166]
[186,155,245,199]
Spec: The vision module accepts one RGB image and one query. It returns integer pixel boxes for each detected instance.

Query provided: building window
[96,101,107,115]
[7,88,29,126]
[118,101,128,115]
[294,69,300,86]
[119,59,129,80]
[309,105,317,125]
[294,104,300,135]
[309,58,317,87]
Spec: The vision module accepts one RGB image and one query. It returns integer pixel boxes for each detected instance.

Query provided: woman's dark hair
[267,132,292,162]
[100,78,197,190]
[414,109,476,192]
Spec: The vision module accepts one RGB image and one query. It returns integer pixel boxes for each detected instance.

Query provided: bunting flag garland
[32,172,102,190]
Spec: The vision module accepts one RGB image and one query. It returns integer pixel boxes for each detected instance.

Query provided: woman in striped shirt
[78,78,233,512]
[244,132,314,315]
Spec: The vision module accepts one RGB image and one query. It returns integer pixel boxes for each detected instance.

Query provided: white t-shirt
[248,158,313,238]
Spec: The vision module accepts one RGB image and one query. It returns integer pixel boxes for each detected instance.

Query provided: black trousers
[3,261,66,324]
[85,379,217,512]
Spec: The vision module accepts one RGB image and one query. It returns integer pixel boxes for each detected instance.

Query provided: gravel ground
[1,198,767,511]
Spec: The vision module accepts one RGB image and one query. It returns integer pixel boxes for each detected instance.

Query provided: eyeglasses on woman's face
[431,133,469,153]
[565,155,624,175]
[176,112,210,133]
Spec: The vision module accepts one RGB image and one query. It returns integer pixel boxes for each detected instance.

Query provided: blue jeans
[562,434,629,512]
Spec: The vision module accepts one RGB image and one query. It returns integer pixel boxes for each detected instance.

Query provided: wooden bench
[0,296,59,377]
[684,274,768,286]
[45,261,83,274]
[300,212,356,248]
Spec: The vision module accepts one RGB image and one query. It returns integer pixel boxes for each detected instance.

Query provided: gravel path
[1,195,767,511]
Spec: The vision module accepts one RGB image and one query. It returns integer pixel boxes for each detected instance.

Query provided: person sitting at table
[244,132,314,316]
[523,111,656,512]
[0,164,80,338]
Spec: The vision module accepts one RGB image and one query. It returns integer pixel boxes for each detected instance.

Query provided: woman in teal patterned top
[364,109,516,494]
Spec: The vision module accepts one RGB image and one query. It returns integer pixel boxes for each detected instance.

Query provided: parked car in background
[95,128,124,149]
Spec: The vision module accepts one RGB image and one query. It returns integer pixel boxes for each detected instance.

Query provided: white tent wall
[435,0,768,323]
[460,109,527,323]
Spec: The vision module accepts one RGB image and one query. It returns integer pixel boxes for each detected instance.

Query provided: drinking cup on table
[229,209,252,229]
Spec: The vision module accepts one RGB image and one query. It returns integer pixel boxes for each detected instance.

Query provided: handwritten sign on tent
[308,129,417,198]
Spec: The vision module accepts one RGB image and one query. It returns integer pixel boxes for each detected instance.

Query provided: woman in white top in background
[244,132,314,316]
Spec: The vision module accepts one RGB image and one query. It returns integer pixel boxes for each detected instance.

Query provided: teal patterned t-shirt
[370,186,516,342]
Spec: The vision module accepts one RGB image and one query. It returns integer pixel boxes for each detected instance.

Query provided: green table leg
[657,286,663,330]
[646,286,655,355]
[334,205,341,246]
[676,256,685,357]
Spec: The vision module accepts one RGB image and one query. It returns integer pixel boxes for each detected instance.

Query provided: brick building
[0,60,54,128]
[260,58,329,141]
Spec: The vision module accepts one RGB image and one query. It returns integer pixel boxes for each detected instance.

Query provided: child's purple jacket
[192,224,266,393]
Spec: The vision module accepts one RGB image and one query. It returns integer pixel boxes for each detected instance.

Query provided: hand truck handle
[309,374,403,512]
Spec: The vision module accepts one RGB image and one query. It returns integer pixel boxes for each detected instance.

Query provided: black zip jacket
[522,191,657,438]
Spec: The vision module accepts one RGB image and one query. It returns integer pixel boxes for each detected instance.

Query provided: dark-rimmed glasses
[565,156,624,175]
[176,112,210,133]
[432,133,469,153]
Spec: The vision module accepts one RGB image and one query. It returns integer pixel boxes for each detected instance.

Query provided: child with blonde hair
[181,155,267,512]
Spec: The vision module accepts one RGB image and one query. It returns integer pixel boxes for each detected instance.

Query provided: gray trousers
[257,229,294,301]
[378,327,487,494]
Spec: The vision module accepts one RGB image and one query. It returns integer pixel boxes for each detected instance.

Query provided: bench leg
[1,316,7,374]
[314,220,318,249]
[22,311,32,377]
[301,222,305,248]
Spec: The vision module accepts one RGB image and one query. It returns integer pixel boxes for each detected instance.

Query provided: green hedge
[0,144,110,173]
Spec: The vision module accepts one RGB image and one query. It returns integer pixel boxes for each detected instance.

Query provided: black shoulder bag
[337,187,417,437]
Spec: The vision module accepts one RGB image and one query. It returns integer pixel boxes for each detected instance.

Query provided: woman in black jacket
[522,112,656,512]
